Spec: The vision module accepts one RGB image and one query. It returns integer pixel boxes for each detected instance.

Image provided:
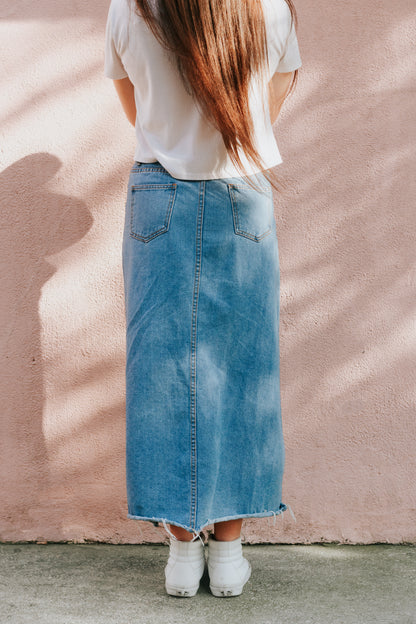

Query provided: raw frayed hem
[127,502,296,540]
[266,503,297,527]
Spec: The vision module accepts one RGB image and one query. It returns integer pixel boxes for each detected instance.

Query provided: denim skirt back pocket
[227,182,274,242]
[130,183,177,243]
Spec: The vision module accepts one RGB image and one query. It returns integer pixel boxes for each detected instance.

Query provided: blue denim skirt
[122,161,288,537]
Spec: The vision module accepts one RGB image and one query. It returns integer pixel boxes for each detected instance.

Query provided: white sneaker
[207,534,252,597]
[164,536,205,597]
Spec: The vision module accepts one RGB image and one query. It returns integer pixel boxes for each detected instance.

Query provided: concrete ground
[0,543,415,624]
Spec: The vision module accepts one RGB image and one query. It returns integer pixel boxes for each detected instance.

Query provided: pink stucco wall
[1,0,415,544]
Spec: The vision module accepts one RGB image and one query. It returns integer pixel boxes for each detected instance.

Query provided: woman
[104,0,301,598]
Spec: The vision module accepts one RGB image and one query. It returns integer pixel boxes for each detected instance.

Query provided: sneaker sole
[165,583,199,597]
[209,563,252,597]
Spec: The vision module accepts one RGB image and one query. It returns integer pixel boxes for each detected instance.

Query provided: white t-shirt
[104,0,302,180]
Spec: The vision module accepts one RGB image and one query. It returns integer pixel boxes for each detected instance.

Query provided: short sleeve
[276,18,302,72]
[104,3,129,79]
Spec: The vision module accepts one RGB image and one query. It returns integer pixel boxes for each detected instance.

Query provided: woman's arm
[113,76,137,127]
[268,71,295,125]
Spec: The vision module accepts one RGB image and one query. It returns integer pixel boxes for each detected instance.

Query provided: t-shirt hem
[104,69,129,79]
[277,60,302,72]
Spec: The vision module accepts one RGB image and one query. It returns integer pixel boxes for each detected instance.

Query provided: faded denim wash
[122,161,290,538]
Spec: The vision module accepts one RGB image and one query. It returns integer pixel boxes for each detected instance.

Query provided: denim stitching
[227,184,272,242]
[132,168,165,173]
[189,181,205,530]
[131,184,176,189]
[129,183,177,243]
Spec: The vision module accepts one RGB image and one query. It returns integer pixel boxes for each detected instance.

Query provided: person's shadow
[0,153,93,540]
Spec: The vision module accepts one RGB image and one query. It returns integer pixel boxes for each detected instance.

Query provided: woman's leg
[168,525,194,541]
[169,518,243,541]
[213,519,243,541]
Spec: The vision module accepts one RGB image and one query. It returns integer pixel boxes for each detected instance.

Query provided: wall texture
[0,0,415,544]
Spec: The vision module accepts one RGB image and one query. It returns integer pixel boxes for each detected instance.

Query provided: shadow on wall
[0,153,93,540]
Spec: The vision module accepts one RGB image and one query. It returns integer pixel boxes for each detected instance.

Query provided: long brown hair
[133,0,299,192]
